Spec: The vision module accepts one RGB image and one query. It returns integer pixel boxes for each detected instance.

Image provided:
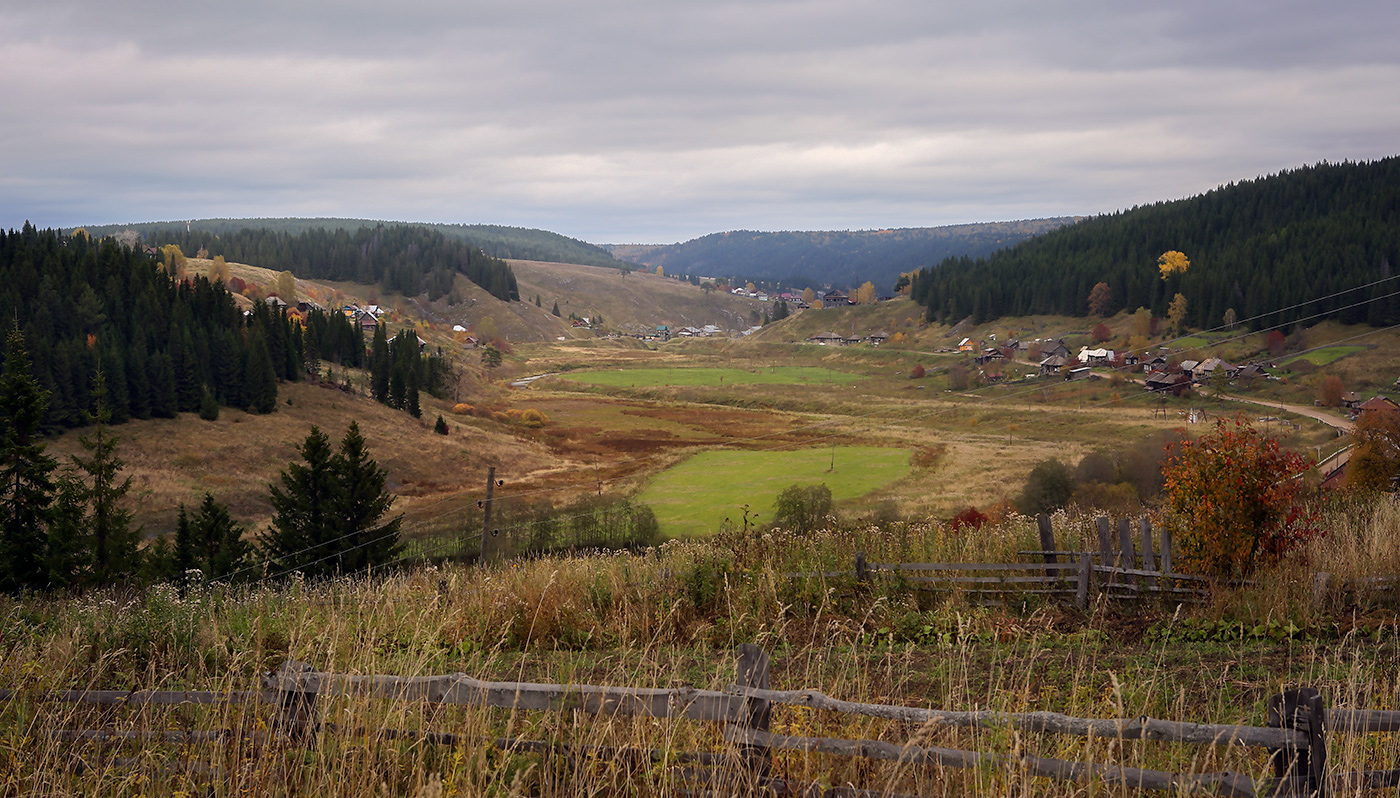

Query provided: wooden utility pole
[480,467,499,564]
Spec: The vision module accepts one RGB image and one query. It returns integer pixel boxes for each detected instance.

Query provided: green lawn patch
[638,446,912,537]
[558,366,864,388]
[1278,346,1368,367]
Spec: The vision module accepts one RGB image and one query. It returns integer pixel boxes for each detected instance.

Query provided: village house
[808,331,844,346]
[1039,355,1067,376]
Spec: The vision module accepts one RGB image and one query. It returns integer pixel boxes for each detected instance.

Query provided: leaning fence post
[1268,687,1327,797]
[262,661,320,746]
[733,644,772,785]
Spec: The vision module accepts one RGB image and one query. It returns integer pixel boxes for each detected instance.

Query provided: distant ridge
[79,217,629,271]
[603,219,1081,289]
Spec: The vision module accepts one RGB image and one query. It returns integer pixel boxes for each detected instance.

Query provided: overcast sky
[2,1,1397,244]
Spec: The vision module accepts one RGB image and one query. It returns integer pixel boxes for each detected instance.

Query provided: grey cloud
[1,0,1397,242]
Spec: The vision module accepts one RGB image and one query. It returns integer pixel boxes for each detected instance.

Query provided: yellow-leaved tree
[1157,250,1190,279]
[274,271,297,303]
[855,281,877,305]
[1168,293,1188,333]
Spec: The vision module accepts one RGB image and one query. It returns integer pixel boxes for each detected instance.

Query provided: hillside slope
[909,157,1400,330]
[510,259,772,332]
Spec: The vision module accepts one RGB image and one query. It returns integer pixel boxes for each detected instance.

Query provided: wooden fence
[787,515,1212,608]
[6,645,1398,796]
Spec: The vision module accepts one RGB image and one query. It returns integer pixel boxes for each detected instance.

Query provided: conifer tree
[331,422,401,572]
[259,426,338,577]
[188,493,251,581]
[369,323,390,403]
[244,329,278,414]
[0,329,56,592]
[71,371,140,583]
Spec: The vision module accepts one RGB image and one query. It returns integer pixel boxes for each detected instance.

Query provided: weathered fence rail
[784,515,1223,607]
[6,645,1398,796]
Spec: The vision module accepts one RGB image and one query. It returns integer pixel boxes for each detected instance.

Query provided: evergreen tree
[0,329,56,592]
[330,423,402,572]
[369,323,390,404]
[188,493,251,581]
[258,426,338,578]
[198,385,220,421]
[244,329,278,414]
[257,424,401,578]
[70,372,139,584]
[46,470,91,589]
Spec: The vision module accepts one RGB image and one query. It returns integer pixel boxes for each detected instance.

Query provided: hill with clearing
[509,259,773,333]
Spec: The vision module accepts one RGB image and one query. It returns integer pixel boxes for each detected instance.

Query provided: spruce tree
[0,329,56,592]
[70,372,139,584]
[189,493,250,581]
[258,427,337,577]
[331,422,401,572]
[244,329,278,414]
[369,323,390,403]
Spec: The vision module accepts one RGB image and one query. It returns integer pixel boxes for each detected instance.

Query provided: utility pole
[479,467,501,564]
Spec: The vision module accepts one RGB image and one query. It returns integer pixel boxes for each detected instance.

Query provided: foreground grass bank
[3,501,1399,796]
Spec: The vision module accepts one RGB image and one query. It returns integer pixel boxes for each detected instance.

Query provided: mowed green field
[558,365,864,388]
[638,446,912,537]
[1278,345,1368,366]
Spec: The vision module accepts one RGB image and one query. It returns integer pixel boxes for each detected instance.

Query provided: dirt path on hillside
[1212,392,1355,432]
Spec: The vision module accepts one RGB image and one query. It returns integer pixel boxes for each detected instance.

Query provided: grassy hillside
[510,259,772,333]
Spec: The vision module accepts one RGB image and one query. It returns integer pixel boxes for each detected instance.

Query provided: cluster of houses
[806,330,891,346]
[956,335,1279,394]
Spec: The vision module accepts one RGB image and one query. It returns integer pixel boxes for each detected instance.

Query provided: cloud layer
[3,0,1397,242]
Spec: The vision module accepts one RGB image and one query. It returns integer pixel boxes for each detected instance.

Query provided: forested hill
[146,225,520,303]
[0,225,349,431]
[82,218,628,271]
[604,219,1078,289]
[908,158,1400,330]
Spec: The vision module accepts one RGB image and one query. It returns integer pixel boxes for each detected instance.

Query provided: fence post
[1076,553,1091,610]
[1037,513,1058,577]
[1096,517,1114,590]
[1139,517,1158,592]
[733,644,772,785]
[262,661,320,746]
[1118,518,1138,589]
[1268,687,1327,797]
[855,551,869,583]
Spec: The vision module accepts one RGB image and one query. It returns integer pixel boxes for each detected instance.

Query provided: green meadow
[637,446,912,537]
[557,365,864,388]
[1278,345,1368,367]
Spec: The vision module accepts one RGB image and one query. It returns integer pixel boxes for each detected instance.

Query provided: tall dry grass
[2,503,1398,795]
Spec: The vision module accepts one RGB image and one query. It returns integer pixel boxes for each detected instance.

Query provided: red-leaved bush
[1160,418,1322,578]
[948,506,990,532]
